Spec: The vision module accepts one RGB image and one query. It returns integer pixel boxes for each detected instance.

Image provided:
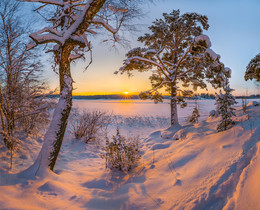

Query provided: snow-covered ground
[0,99,259,209]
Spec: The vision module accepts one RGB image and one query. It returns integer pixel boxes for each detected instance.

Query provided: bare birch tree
[0,0,51,168]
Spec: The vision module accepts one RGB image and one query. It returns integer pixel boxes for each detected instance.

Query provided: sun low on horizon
[44,0,259,97]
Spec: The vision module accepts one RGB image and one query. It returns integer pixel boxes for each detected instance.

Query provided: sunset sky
[38,0,260,96]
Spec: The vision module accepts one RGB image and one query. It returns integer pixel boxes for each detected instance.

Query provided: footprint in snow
[151,143,171,150]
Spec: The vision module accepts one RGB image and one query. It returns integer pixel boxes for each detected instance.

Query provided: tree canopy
[245,53,260,82]
[118,9,231,125]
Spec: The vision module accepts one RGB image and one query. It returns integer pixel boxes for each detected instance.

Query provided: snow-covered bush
[102,128,141,172]
[69,109,110,143]
[209,110,218,117]
[215,82,237,132]
[188,105,200,123]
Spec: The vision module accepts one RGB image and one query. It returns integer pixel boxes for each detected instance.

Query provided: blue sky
[36,0,260,96]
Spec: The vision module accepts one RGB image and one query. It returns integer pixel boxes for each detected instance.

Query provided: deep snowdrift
[0,102,259,209]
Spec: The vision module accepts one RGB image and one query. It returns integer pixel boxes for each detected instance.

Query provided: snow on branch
[143,49,157,55]
[107,5,128,14]
[155,53,172,75]
[92,18,118,36]
[206,48,220,61]
[62,1,92,39]
[34,27,62,37]
[176,45,192,70]
[27,42,37,50]
[30,32,62,45]
[120,56,164,72]
[69,53,84,61]
[21,0,64,6]
[195,34,211,48]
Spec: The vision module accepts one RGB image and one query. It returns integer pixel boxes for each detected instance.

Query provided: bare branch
[92,18,117,33]
[20,0,63,6]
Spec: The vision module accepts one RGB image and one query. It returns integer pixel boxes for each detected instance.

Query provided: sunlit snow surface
[0,99,259,209]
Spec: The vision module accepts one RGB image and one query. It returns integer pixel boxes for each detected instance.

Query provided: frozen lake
[71,98,260,137]
[73,99,215,124]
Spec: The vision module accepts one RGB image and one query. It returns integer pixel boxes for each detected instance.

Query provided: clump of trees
[0,0,52,168]
[118,10,231,126]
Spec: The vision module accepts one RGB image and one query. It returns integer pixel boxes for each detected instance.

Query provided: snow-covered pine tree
[117,10,231,126]
[245,53,260,82]
[189,103,200,124]
[20,0,144,176]
[215,80,237,132]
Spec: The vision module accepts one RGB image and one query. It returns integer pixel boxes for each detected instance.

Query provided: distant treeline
[46,93,260,100]
[235,94,260,99]
[47,94,140,100]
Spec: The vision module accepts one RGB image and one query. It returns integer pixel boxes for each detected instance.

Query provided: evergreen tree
[215,80,237,132]
[189,104,200,124]
[245,53,260,82]
[118,10,231,125]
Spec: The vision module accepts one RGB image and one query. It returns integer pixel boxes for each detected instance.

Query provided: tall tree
[20,0,142,176]
[245,53,260,82]
[118,10,231,125]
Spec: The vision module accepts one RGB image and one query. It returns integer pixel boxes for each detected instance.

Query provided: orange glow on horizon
[72,91,139,96]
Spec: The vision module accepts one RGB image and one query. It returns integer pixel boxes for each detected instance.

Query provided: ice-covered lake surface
[73,98,259,122]
[72,98,260,137]
[73,99,214,119]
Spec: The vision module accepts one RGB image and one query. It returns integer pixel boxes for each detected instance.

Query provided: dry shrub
[101,128,141,172]
[69,109,110,143]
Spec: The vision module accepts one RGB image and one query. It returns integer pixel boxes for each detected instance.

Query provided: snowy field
[72,99,219,138]
[0,99,260,209]
[72,99,257,137]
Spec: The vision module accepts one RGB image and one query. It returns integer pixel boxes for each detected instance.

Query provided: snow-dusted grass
[0,99,259,209]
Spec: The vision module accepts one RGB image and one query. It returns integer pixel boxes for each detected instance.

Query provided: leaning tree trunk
[170,84,179,125]
[19,45,73,177]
